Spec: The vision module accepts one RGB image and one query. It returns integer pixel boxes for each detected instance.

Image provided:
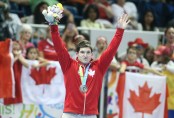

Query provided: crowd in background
[0,0,174,117]
[0,0,173,68]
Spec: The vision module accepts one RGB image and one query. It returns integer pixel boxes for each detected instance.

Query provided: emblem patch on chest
[88,69,95,77]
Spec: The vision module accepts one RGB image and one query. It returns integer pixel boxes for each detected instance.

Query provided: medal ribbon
[79,64,91,85]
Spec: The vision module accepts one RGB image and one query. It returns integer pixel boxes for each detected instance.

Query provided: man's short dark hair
[76,41,93,52]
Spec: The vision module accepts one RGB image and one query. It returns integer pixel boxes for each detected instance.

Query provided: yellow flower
[57,3,63,10]
[53,13,57,17]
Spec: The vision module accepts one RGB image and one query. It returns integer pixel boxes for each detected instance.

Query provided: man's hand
[117,14,130,29]
[42,3,64,25]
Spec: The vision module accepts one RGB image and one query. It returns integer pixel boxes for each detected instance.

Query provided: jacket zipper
[83,93,87,114]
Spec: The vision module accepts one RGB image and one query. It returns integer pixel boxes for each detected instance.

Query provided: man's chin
[81,61,89,65]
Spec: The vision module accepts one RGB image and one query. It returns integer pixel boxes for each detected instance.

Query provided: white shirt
[111,2,138,27]
[166,61,174,73]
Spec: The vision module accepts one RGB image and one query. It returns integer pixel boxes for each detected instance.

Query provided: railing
[27,23,164,56]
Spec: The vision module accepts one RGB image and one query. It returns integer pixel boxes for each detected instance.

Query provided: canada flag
[0,39,15,98]
[117,72,168,118]
[4,60,65,105]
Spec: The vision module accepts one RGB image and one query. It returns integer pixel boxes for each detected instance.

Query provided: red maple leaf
[128,81,161,118]
[30,67,56,85]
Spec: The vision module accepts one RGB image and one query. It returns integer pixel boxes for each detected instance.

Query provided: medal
[80,85,88,93]
[78,64,91,93]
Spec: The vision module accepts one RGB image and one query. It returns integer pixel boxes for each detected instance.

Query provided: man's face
[77,47,93,64]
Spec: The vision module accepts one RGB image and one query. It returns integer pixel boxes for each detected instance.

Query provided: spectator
[12,41,23,62]
[60,0,87,16]
[128,38,150,67]
[141,9,159,31]
[18,24,34,57]
[80,4,105,31]
[38,27,58,61]
[0,0,22,41]
[111,0,142,30]
[9,0,31,17]
[151,45,171,71]
[93,36,119,70]
[119,46,162,75]
[138,0,171,28]
[85,0,114,28]
[21,0,74,24]
[162,26,174,60]
[21,0,74,44]
[62,22,79,58]
[144,45,155,65]
[16,46,49,68]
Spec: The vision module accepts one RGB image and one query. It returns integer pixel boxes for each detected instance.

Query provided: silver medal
[80,85,88,93]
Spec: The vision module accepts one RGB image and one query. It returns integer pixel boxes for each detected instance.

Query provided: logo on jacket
[88,69,95,77]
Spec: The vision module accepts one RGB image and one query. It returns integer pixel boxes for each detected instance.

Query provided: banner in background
[107,70,119,118]
[163,70,174,110]
[5,60,65,105]
[0,103,63,118]
[21,60,65,104]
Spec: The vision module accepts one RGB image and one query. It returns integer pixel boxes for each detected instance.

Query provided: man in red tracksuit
[49,14,129,117]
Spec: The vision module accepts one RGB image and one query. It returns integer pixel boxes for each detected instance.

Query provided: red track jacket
[50,25,124,115]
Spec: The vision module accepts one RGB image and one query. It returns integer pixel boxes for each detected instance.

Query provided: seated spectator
[9,0,31,17]
[62,22,79,58]
[17,24,34,57]
[111,0,142,30]
[119,46,162,75]
[21,0,74,24]
[141,9,159,31]
[163,26,174,60]
[93,36,119,70]
[38,27,58,61]
[144,45,155,66]
[128,38,150,66]
[13,43,49,68]
[21,0,74,44]
[80,4,105,32]
[138,0,171,28]
[60,0,87,16]
[119,38,150,67]
[85,0,114,28]
[0,0,22,41]
[151,45,171,72]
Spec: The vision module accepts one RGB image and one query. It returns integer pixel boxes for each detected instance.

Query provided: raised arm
[42,3,73,72]
[98,14,130,73]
